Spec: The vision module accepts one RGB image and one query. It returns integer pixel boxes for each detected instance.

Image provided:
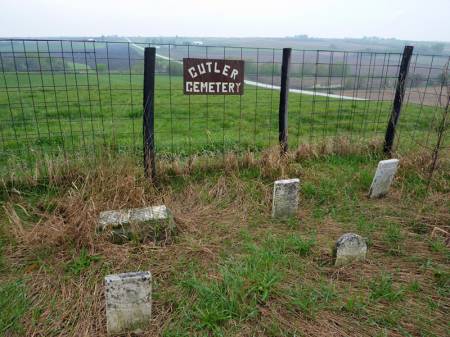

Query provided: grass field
[0,149,448,336]
[1,38,448,337]
[0,70,445,174]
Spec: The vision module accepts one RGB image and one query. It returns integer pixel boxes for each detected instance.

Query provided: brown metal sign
[183,58,244,95]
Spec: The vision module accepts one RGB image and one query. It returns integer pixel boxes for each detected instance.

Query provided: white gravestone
[368,159,399,198]
[98,205,175,242]
[105,271,152,335]
[98,205,171,229]
[333,233,367,266]
[272,178,300,218]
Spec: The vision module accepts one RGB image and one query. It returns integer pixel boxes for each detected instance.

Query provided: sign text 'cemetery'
[183,58,244,95]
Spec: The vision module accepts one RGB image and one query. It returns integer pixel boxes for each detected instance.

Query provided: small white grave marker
[272,178,300,218]
[368,159,399,198]
[334,233,367,266]
[105,271,152,335]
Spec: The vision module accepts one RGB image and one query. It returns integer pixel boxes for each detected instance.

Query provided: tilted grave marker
[368,159,399,198]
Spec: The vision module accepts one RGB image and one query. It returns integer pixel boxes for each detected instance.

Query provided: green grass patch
[0,280,28,335]
[181,247,282,330]
[369,273,405,303]
[65,248,102,276]
[286,282,337,318]
[340,293,367,316]
[382,224,404,256]
[167,233,315,334]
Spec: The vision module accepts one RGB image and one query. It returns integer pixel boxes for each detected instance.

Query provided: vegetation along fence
[0,38,449,176]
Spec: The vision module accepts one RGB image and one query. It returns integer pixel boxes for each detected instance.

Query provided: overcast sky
[1,0,449,42]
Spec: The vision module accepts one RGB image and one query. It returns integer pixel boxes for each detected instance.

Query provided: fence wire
[0,38,448,174]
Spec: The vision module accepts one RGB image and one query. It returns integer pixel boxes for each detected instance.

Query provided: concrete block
[98,205,175,243]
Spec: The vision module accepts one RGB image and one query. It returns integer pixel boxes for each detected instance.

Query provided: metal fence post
[143,47,156,180]
[279,48,292,153]
[383,45,414,154]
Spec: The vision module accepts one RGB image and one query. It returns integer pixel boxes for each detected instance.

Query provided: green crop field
[0,71,445,173]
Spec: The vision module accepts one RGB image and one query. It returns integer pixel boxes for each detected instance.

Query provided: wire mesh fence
[0,38,448,175]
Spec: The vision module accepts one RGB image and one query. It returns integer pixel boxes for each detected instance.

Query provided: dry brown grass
[0,145,449,336]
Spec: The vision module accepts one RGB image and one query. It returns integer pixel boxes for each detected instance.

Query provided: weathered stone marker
[333,233,367,266]
[272,178,300,218]
[98,205,175,243]
[105,271,152,335]
[368,159,399,198]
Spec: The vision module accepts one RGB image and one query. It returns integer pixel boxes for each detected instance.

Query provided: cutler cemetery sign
[183,58,244,95]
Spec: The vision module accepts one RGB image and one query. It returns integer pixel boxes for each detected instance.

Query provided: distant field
[129,36,450,55]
